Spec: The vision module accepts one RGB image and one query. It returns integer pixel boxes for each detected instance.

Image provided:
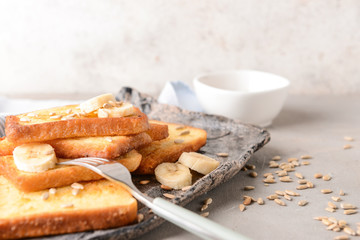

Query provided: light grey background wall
[0,0,359,98]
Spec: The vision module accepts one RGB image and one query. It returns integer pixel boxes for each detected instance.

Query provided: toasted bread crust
[0,123,168,159]
[0,205,137,239]
[5,107,150,143]
[0,178,137,239]
[0,150,142,192]
[135,121,207,175]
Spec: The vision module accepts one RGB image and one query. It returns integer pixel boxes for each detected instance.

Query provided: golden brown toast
[135,121,207,175]
[5,105,150,143]
[0,150,142,192]
[0,122,169,159]
[0,176,137,239]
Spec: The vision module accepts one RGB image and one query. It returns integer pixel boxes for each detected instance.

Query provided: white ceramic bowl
[193,70,290,127]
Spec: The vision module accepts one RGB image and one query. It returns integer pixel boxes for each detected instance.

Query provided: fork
[58,158,250,240]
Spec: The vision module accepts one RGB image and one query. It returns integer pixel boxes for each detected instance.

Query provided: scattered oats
[181,186,191,191]
[72,188,80,196]
[263,173,273,178]
[264,183,269,186]
[175,125,186,130]
[313,216,327,221]
[49,112,56,116]
[275,190,285,196]
[41,192,49,200]
[343,227,356,236]
[245,164,256,170]
[344,210,358,215]
[105,137,113,142]
[248,172,258,178]
[285,190,300,196]
[239,204,246,212]
[277,171,288,177]
[216,152,229,157]
[140,180,150,185]
[50,115,62,119]
[328,202,338,209]
[65,109,72,114]
[296,185,308,190]
[298,179,308,184]
[332,226,341,232]
[327,223,338,230]
[323,175,332,181]
[343,144,352,150]
[292,161,300,167]
[300,155,312,159]
[298,200,308,206]
[344,136,354,141]
[333,235,350,240]
[340,203,357,209]
[201,204,208,212]
[295,172,304,179]
[263,178,276,184]
[287,157,298,162]
[284,194,292,201]
[266,194,278,200]
[272,156,281,161]
[280,176,293,182]
[180,130,190,136]
[321,189,333,194]
[71,183,84,190]
[322,218,333,226]
[102,103,112,108]
[274,199,286,206]
[201,212,210,217]
[301,161,310,165]
[49,188,56,195]
[338,220,347,228]
[243,197,252,205]
[241,167,248,171]
[204,198,213,205]
[243,195,256,202]
[328,217,337,224]
[339,190,345,196]
[314,173,323,179]
[137,213,144,223]
[244,186,255,191]
[163,193,175,199]
[174,139,184,144]
[161,185,173,190]
[283,167,295,172]
[326,207,336,213]
[257,198,264,205]
[306,181,314,188]
[269,161,279,168]
[61,203,74,208]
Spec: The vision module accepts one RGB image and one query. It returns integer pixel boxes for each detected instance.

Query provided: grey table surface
[136,95,360,240]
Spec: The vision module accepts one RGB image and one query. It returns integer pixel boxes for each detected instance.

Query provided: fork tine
[69,158,109,166]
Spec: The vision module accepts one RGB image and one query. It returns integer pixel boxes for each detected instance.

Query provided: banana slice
[178,152,220,175]
[80,93,116,113]
[13,143,57,173]
[154,163,192,189]
[98,102,135,118]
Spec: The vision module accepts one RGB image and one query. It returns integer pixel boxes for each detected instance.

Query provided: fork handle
[151,197,250,240]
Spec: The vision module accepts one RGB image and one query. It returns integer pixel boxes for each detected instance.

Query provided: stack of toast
[0,94,207,239]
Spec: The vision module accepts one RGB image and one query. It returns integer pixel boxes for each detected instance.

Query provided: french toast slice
[0,122,169,159]
[0,150,142,192]
[0,176,137,239]
[5,105,150,143]
[135,121,207,175]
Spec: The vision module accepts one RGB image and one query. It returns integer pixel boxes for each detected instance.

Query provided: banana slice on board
[178,152,220,175]
[13,143,57,172]
[80,93,116,113]
[154,163,192,189]
[98,103,135,118]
